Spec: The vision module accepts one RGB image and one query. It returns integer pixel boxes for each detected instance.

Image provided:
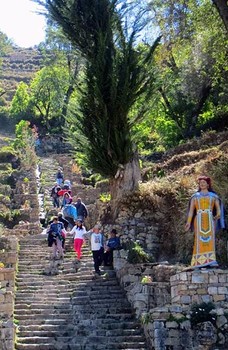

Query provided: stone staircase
[14,154,148,350]
[14,234,148,349]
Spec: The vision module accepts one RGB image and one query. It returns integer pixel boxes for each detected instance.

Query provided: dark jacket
[47,221,64,247]
[51,185,61,198]
[74,202,88,219]
[56,170,64,179]
[58,216,69,230]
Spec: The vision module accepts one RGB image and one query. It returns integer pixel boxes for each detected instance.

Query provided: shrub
[99,193,111,203]
[122,240,153,264]
[190,302,216,327]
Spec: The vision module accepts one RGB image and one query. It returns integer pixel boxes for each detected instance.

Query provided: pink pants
[74,238,84,259]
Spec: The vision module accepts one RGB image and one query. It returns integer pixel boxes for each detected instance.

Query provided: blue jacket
[107,237,121,250]
[63,204,77,220]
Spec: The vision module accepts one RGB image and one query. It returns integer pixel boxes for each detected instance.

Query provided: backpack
[63,205,77,219]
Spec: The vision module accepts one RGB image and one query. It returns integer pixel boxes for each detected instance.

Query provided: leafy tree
[148,0,228,139]
[39,23,83,124]
[0,31,13,58]
[36,0,160,199]
[29,64,70,131]
[9,82,31,122]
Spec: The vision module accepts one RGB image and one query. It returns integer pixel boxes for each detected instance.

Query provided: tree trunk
[212,0,228,32]
[109,153,141,201]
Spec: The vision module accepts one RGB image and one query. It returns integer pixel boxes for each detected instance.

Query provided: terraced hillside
[1,47,44,104]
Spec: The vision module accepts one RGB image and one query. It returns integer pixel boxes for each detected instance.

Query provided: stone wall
[102,194,176,262]
[114,250,181,318]
[0,236,18,350]
[113,251,228,350]
[171,269,228,305]
[11,167,41,235]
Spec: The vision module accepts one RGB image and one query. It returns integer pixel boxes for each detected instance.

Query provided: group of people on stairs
[50,168,88,226]
[47,218,121,275]
[50,168,73,209]
[47,166,121,275]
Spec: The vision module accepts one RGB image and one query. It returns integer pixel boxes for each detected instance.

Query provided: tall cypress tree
[40,0,159,199]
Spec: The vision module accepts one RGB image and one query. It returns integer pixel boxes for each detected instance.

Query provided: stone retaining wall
[171,269,228,305]
[0,237,18,350]
[113,251,228,350]
[114,250,181,318]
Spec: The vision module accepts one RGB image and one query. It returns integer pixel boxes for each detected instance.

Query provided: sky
[0,0,46,48]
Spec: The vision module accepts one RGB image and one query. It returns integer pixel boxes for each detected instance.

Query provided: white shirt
[70,226,86,239]
[90,232,103,251]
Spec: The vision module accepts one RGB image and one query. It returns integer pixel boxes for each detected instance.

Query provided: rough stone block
[218,274,226,283]
[166,321,179,328]
[218,287,228,294]
[213,295,225,302]
[179,272,188,281]
[201,294,212,303]
[180,295,191,304]
[192,274,205,283]
[208,286,218,295]
[209,275,219,283]
[197,288,207,294]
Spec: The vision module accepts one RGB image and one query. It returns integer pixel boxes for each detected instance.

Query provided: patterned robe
[187,191,225,268]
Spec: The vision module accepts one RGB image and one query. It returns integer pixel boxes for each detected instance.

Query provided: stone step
[16,278,119,287]
[15,336,147,347]
[15,336,74,344]
[16,311,134,321]
[18,325,143,335]
[15,291,125,301]
[15,318,73,326]
[15,344,81,350]
[15,298,130,308]
[15,344,147,350]
[14,313,74,321]
[14,303,72,310]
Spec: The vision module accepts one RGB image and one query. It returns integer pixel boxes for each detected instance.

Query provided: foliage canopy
[38,0,160,177]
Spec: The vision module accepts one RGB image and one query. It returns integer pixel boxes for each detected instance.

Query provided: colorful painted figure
[185,176,225,268]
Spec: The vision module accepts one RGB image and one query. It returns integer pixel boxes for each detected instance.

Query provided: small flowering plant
[141,275,153,284]
[0,262,5,269]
